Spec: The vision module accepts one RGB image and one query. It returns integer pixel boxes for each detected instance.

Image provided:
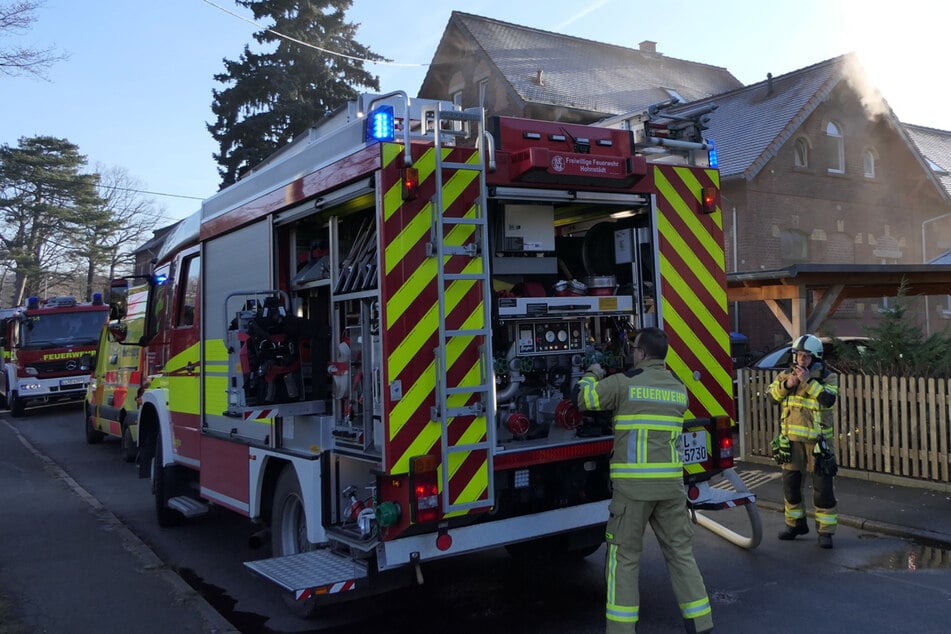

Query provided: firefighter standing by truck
[577,327,713,634]
[768,333,839,548]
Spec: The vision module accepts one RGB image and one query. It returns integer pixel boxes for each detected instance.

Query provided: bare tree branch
[0,1,68,79]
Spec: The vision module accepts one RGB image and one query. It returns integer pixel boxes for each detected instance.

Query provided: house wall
[724,83,949,353]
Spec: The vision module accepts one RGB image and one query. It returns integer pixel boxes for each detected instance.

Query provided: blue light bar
[366,105,395,143]
[153,273,168,285]
[706,138,719,169]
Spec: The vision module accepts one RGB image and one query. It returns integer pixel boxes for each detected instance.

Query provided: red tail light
[409,455,440,523]
[715,416,734,469]
[402,167,419,200]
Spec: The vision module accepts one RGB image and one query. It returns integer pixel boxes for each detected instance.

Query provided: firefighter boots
[777,521,809,540]
[817,533,834,549]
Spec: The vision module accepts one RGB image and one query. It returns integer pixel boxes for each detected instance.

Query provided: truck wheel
[271,467,319,619]
[120,424,137,463]
[84,402,105,444]
[10,393,25,417]
[152,432,183,527]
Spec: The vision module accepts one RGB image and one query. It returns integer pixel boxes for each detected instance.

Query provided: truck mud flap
[244,549,368,595]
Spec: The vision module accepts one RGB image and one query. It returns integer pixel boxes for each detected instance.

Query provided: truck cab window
[178,255,200,327]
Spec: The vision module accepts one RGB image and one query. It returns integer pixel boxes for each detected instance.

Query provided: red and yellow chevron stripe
[378,142,490,516]
[653,165,734,423]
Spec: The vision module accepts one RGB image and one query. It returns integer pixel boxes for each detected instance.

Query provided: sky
[2,0,949,223]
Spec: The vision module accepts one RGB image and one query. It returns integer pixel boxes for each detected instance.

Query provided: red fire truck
[113,92,750,616]
[0,295,108,416]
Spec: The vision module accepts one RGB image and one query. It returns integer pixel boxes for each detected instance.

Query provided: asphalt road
[6,403,951,633]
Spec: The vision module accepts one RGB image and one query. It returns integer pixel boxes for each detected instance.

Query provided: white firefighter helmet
[791,334,823,359]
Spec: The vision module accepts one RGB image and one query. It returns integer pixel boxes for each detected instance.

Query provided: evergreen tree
[208,0,385,187]
[0,136,105,304]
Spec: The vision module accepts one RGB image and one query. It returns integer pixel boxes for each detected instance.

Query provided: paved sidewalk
[0,419,238,633]
[734,457,951,547]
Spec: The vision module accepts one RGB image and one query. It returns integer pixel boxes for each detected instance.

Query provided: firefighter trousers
[782,441,838,534]
[605,492,713,634]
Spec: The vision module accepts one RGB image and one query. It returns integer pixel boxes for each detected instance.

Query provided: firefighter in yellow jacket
[577,327,713,634]
[768,334,840,549]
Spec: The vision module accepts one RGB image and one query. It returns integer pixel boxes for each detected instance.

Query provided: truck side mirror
[109,280,130,321]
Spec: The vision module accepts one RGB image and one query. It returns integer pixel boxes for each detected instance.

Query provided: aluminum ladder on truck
[428,105,496,514]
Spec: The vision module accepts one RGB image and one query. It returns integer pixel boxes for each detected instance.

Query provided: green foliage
[0,136,107,304]
[208,0,386,187]
[847,278,951,378]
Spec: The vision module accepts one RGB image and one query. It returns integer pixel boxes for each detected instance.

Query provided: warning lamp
[714,416,735,469]
[365,104,395,143]
[26,296,40,310]
[152,273,168,286]
[701,186,719,215]
[409,455,441,523]
[92,292,104,305]
[402,166,419,200]
[706,138,719,169]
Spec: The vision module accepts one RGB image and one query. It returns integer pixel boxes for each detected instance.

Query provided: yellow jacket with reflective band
[578,359,688,500]
[768,363,838,442]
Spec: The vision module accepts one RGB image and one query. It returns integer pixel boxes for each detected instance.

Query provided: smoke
[841,54,888,121]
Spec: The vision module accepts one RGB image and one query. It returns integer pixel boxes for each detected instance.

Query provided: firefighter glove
[813,437,838,476]
[586,363,605,380]
[771,434,791,465]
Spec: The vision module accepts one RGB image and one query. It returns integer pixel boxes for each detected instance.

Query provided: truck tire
[84,402,105,444]
[120,424,137,463]
[271,467,319,619]
[9,393,25,417]
[152,432,183,527]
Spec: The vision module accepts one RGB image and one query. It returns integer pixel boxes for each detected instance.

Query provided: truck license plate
[680,431,708,464]
[60,377,86,387]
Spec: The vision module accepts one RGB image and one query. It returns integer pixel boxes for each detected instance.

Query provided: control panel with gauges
[516,320,584,355]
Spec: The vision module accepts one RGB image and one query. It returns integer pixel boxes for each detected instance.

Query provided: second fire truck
[0,295,108,416]
[112,92,741,615]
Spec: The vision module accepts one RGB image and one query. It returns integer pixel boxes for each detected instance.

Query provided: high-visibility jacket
[577,359,688,501]
[768,362,838,442]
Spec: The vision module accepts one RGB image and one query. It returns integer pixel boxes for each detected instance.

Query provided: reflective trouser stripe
[606,541,640,629]
[816,507,838,533]
[785,500,805,523]
[681,596,713,620]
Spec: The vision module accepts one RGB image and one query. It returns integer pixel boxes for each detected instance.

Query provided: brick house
[418,12,951,353]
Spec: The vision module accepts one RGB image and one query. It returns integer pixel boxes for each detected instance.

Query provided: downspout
[732,205,739,334]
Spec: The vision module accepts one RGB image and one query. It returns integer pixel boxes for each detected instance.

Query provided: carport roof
[727,263,951,336]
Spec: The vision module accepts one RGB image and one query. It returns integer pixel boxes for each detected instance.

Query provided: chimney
[639,40,657,54]
[766,72,773,95]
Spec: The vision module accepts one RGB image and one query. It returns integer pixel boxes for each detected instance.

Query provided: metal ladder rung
[441,161,482,171]
[444,273,486,282]
[438,111,483,123]
[447,440,491,453]
[446,384,490,396]
[445,328,489,338]
[443,216,486,226]
[445,404,486,418]
[441,245,481,257]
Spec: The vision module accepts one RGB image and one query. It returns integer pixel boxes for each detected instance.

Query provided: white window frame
[863,149,877,179]
[794,138,809,168]
[826,121,845,174]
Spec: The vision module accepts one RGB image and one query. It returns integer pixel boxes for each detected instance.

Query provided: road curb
[4,420,240,634]
[755,498,951,548]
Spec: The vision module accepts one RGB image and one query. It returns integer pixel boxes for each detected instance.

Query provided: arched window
[826,121,844,174]
[863,149,877,179]
[794,138,809,167]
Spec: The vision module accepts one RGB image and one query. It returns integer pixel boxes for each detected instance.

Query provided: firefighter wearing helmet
[767,334,840,548]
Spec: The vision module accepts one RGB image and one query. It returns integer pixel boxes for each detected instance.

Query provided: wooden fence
[736,368,951,484]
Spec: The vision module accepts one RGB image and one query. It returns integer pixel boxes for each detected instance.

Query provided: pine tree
[208,0,385,187]
[0,136,106,304]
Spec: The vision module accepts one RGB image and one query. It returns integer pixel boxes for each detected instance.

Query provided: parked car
[749,336,871,373]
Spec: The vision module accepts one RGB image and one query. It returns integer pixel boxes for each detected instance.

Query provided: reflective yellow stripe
[680,597,712,619]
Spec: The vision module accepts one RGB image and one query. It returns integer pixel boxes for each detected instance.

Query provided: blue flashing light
[706,138,719,169]
[153,273,168,286]
[26,296,40,310]
[366,105,395,143]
